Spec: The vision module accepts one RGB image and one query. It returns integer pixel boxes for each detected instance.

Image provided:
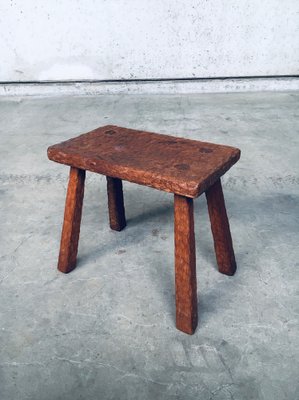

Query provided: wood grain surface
[48,125,240,198]
[106,176,126,231]
[49,126,240,334]
[58,167,85,273]
[205,179,237,276]
[174,194,198,334]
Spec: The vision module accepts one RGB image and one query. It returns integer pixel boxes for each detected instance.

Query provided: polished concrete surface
[0,92,298,400]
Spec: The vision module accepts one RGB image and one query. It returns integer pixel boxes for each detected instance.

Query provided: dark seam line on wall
[0,75,299,85]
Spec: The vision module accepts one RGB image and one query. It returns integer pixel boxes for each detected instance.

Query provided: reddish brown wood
[48,125,241,333]
[58,167,85,273]
[106,176,126,231]
[205,179,236,276]
[174,194,198,334]
[48,125,240,198]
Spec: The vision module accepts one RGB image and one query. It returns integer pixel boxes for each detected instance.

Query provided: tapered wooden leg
[58,167,85,273]
[174,194,198,334]
[106,176,126,231]
[205,179,237,276]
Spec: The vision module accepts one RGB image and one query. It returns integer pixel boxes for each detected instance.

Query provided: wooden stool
[48,125,240,334]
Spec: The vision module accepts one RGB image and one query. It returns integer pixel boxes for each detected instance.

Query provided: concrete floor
[0,92,298,400]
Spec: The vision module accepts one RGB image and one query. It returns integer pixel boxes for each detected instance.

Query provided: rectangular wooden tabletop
[47,125,240,198]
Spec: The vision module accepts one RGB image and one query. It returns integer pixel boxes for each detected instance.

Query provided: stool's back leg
[174,194,198,334]
[106,177,126,231]
[205,178,237,276]
[58,167,85,273]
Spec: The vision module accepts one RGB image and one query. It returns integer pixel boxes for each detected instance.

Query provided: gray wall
[1,0,298,82]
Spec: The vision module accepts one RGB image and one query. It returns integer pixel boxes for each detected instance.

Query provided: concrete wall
[1,0,298,82]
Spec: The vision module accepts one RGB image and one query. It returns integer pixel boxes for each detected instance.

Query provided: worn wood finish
[48,125,241,334]
[58,167,85,273]
[106,176,126,231]
[174,194,198,334]
[48,125,240,198]
[205,179,237,276]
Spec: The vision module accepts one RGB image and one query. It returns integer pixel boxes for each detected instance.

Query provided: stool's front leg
[106,177,126,231]
[174,194,198,334]
[205,178,237,276]
[58,167,85,273]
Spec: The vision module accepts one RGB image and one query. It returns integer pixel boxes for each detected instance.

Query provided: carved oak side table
[48,125,240,334]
